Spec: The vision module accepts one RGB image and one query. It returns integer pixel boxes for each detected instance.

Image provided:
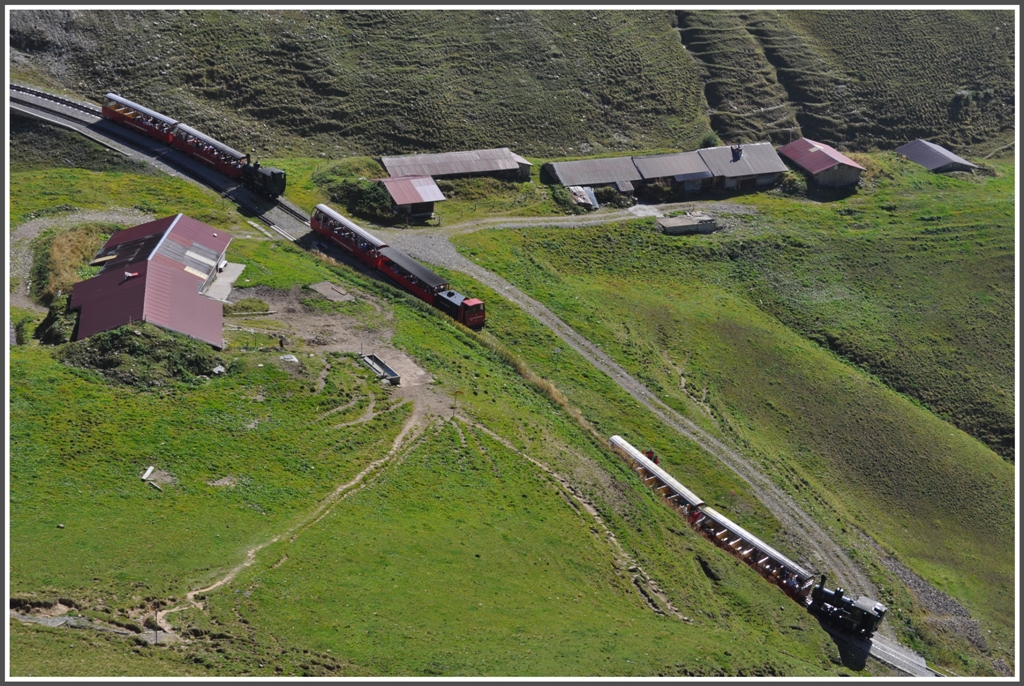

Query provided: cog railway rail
[10,84,310,242]
[10,83,940,677]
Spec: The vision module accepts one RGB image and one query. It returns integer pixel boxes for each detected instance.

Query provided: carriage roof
[173,123,248,160]
[104,93,179,126]
[314,204,387,249]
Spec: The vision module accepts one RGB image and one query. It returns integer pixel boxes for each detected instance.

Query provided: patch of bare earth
[224,285,446,420]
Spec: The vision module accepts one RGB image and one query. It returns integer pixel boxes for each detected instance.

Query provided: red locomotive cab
[102,93,178,144]
[460,298,486,328]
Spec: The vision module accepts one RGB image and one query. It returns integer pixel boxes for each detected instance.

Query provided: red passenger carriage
[310,204,387,269]
[309,204,485,327]
[101,93,178,145]
[171,123,250,180]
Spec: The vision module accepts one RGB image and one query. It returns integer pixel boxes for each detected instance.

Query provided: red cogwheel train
[310,204,486,328]
[101,93,286,198]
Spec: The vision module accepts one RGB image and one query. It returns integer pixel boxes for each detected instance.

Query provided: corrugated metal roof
[633,151,712,180]
[546,156,642,187]
[777,138,865,175]
[895,139,978,171]
[381,147,529,178]
[698,142,788,178]
[104,93,178,126]
[173,124,248,161]
[70,261,150,340]
[70,215,230,347]
[145,255,225,347]
[101,215,178,250]
[379,247,448,290]
[376,176,446,206]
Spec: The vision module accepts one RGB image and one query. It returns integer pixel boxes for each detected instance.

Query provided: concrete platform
[204,263,246,302]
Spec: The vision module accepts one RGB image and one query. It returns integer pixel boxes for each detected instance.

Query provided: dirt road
[375,213,879,602]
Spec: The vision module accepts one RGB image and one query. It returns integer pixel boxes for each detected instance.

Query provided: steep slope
[677,9,1015,153]
[10,9,1014,157]
[9,9,708,157]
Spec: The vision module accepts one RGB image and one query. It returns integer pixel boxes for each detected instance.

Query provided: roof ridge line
[148,214,183,262]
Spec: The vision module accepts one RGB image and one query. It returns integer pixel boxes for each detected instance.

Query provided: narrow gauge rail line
[11,85,303,240]
[609,435,938,677]
[273,199,311,226]
[10,84,102,115]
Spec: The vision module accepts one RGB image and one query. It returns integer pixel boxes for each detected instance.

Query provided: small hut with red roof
[777,138,866,188]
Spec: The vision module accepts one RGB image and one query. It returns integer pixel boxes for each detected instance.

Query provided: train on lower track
[101,93,286,198]
[608,435,888,637]
[310,204,486,328]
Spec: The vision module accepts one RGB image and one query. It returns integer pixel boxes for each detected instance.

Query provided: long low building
[380,147,532,181]
[542,142,786,196]
[69,214,231,348]
[543,155,643,192]
[633,150,714,192]
[696,142,788,190]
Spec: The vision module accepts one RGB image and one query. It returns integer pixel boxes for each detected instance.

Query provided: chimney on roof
[731,145,743,161]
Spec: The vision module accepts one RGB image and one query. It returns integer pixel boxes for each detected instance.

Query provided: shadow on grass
[817,617,870,671]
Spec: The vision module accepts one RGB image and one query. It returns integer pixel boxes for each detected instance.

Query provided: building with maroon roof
[777,138,866,188]
[375,175,447,218]
[69,214,231,348]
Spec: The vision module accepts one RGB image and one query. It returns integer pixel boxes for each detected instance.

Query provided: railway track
[10,83,309,242]
[10,83,102,116]
[11,83,944,679]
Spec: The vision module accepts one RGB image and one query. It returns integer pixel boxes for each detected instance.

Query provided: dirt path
[156,401,436,634]
[8,208,154,313]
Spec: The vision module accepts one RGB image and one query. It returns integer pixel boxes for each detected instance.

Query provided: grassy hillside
[453,158,1016,670]
[678,10,1015,154]
[10,9,1014,156]
[9,115,244,231]
[10,240,875,676]
[9,9,708,158]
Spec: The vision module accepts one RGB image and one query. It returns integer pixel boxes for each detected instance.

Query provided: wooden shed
[375,175,446,218]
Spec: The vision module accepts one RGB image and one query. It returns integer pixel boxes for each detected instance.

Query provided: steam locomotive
[808,575,888,637]
[101,93,286,198]
[610,435,889,638]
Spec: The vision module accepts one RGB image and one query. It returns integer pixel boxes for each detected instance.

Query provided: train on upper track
[310,204,486,328]
[101,93,286,198]
[608,435,888,637]
[100,93,482,327]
